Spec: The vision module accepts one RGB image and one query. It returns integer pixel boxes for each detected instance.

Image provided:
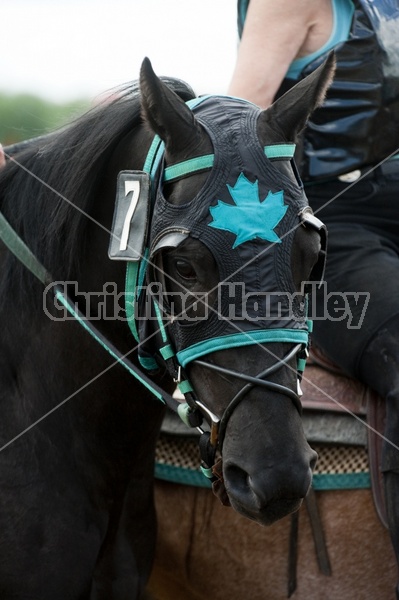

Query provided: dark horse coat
[0,57,334,598]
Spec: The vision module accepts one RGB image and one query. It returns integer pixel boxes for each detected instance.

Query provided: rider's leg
[307,169,399,597]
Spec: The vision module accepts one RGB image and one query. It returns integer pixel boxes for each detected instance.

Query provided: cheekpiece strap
[143,134,165,176]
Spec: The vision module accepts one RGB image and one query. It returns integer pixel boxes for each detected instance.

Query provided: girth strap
[288,486,332,596]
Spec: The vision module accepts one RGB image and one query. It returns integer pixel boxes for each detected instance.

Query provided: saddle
[304,345,387,528]
[160,347,387,596]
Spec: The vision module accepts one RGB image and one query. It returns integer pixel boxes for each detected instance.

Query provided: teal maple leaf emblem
[208,172,288,248]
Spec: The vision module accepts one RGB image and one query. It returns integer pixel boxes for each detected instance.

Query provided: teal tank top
[237,0,399,180]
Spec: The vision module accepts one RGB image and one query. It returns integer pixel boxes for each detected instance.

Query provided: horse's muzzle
[222,446,318,525]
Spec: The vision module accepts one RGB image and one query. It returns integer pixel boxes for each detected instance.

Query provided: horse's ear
[258,52,336,143]
[140,57,203,157]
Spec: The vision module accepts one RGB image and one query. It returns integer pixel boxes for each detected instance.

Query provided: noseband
[196,343,303,436]
[180,343,305,478]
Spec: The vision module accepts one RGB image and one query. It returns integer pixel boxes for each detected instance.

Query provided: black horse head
[133,56,333,524]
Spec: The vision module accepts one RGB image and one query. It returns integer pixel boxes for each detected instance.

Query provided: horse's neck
[0,122,154,396]
[72,125,153,333]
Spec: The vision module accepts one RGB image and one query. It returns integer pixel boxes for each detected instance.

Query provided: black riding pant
[306,165,399,471]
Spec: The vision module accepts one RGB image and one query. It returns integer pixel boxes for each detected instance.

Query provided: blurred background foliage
[0,93,89,146]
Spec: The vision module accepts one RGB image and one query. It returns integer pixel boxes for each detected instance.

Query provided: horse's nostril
[224,464,250,494]
[225,452,316,512]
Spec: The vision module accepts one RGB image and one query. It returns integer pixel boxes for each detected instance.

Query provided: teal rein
[0,211,180,410]
[0,211,50,286]
[0,141,180,414]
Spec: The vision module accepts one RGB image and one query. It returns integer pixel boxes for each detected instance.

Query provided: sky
[2,0,239,104]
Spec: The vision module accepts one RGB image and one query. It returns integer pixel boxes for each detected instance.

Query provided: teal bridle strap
[125,134,164,345]
[143,134,164,174]
[176,329,309,369]
[125,248,150,345]
[264,143,296,160]
[164,154,214,183]
[162,94,295,184]
[162,143,296,184]
[0,212,50,285]
[54,286,180,411]
[124,132,184,377]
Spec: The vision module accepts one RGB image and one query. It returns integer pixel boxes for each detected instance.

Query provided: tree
[0,93,89,145]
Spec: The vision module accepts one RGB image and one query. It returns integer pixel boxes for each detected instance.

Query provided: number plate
[108,171,150,261]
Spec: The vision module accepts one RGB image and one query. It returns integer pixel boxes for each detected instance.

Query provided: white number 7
[120,180,141,251]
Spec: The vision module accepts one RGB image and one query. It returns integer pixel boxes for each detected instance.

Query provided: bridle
[131,263,308,477]
[1,95,324,483]
[108,107,316,479]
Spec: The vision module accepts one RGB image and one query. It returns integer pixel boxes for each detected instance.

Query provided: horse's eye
[175,260,196,280]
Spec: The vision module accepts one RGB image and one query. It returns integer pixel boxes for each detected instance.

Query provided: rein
[0,207,181,413]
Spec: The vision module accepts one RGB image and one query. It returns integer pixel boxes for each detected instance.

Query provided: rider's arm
[227,0,329,108]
